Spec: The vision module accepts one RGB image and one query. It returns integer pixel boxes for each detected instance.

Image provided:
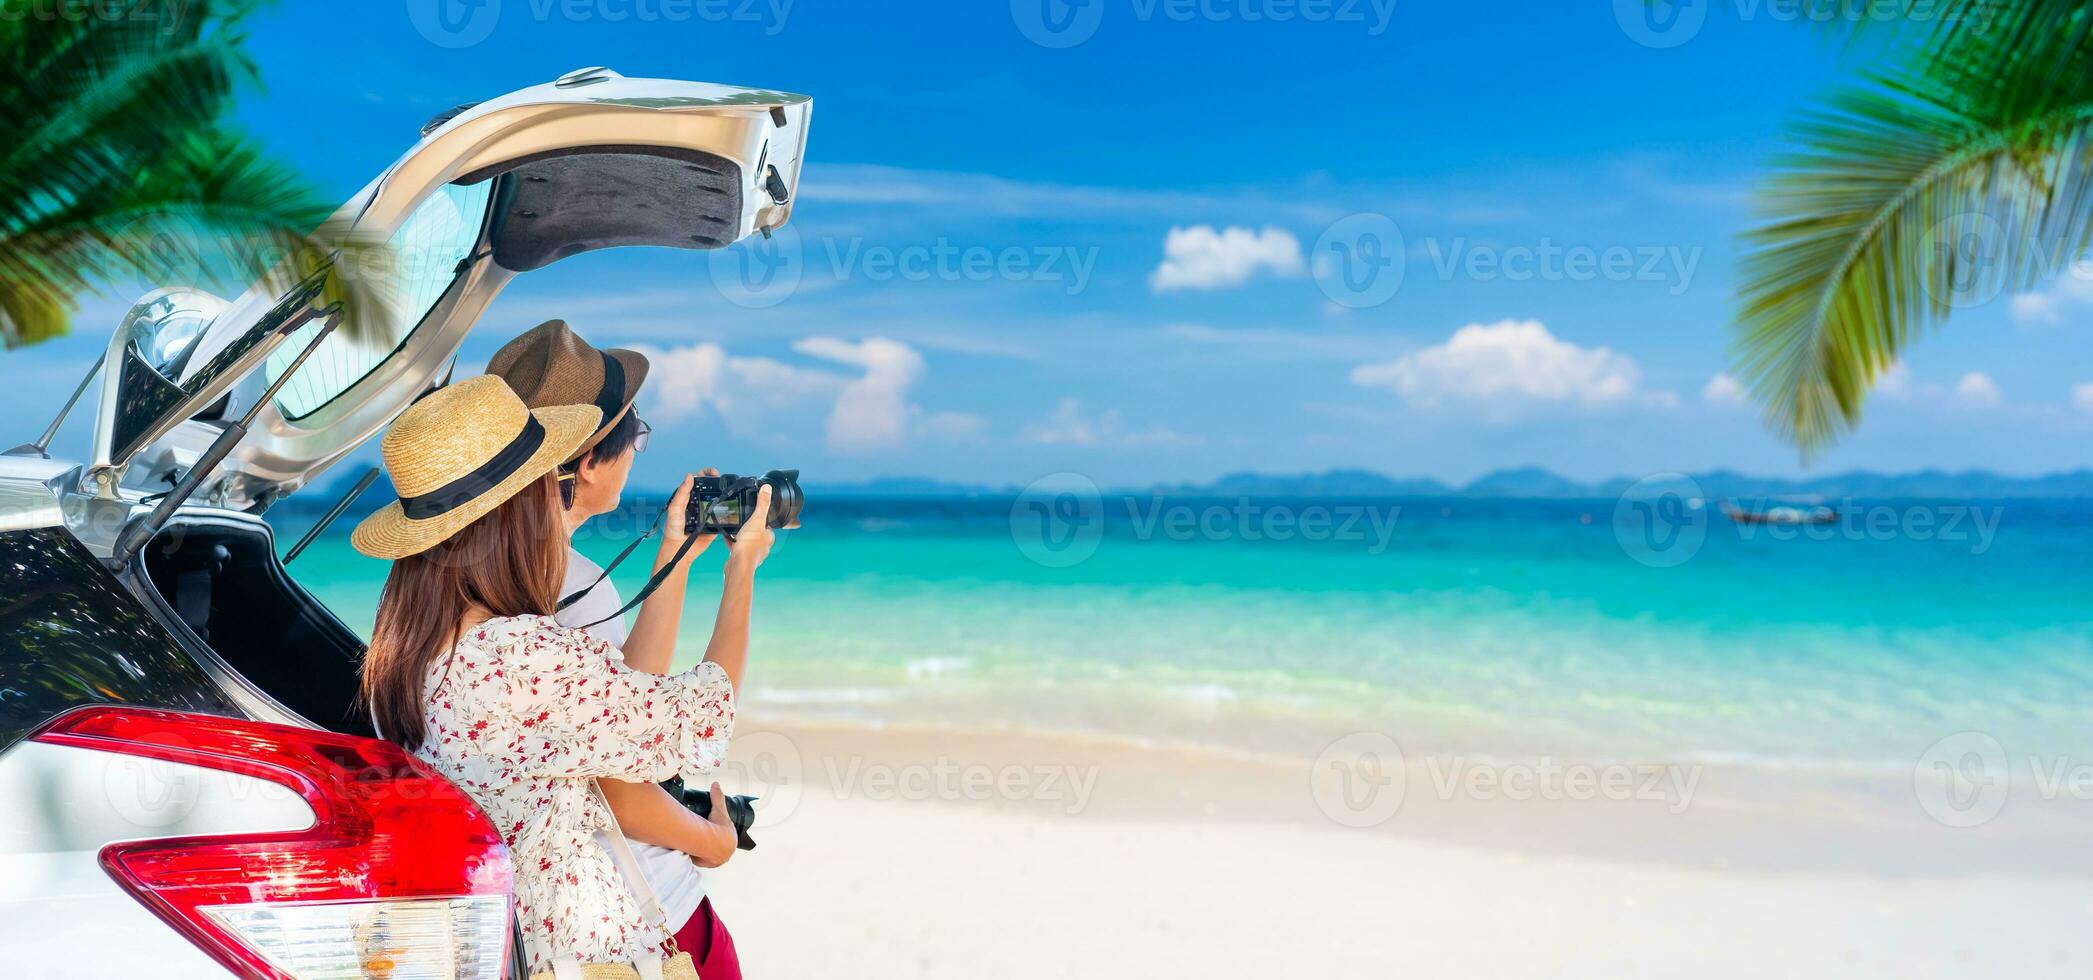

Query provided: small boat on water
[1720,500,1838,525]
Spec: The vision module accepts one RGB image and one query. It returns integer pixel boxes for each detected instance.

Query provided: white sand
[696,720,2093,979]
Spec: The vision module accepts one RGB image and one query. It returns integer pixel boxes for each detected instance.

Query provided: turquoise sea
[276,494,2093,771]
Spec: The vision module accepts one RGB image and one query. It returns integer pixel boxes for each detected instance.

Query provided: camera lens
[763,469,803,528]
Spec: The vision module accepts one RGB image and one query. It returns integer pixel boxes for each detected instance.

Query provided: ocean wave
[1167,682,1242,705]
[905,656,972,680]
[746,686,902,706]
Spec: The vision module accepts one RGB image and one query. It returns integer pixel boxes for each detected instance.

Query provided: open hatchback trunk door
[87,68,809,516]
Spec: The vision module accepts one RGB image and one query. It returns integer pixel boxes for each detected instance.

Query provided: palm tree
[0,0,384,350]
[1731,1,2093,453]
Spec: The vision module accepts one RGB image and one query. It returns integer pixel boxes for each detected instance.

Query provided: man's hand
[689,782,739,868]
[659,468,719,571]
[724,483,775,576]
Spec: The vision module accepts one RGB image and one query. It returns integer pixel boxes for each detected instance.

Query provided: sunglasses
[632,417,651,454]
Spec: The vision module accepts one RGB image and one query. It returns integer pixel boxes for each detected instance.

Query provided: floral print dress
[413,614,735,974]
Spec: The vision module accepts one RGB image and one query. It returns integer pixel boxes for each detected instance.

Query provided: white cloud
[1702,372,1749,407]
[634,342,728,419]
[1875,363,1913,399]
[1020,397,1195,447]
[632,342,843,434]
[2010,292,2064,325]
[1954,371,2003,407]
[1349,319,1653,414]
[1149,225,1306,292]
[1872,365,2029,413]
[635,336,975,453]
[2008,259,2093,326]
[792,336,928,453]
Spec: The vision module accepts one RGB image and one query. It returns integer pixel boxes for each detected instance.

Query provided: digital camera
[685,469,803,535]
[660,776,760,851]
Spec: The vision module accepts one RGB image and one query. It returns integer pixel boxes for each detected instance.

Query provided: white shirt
[558,545,708,932]
[559,547,630,650]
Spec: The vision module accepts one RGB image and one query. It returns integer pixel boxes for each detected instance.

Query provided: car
[0,67,809,979]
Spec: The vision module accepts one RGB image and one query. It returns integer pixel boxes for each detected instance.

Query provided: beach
[707,716,2093,979]
[270,493,2093,975]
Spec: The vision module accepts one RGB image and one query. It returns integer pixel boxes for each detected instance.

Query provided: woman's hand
[658,469,719,572]
[622,470,719,675]
[688,782,739,868]
[723,483,775,576]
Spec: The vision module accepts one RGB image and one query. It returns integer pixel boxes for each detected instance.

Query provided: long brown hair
[361,473,566,751]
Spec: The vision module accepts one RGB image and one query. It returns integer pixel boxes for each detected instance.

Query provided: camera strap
[570,526,714,632]
[556,502,666,612]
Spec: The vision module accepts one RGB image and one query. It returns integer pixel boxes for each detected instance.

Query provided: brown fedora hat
[484,319,650,460]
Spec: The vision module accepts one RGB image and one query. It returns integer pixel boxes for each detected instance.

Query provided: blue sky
[9,1,2093,489]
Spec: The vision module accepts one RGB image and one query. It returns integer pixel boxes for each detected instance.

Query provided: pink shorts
[672,897,740,980]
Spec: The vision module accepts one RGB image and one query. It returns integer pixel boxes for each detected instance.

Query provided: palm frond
[0,0,380,350]
[0,278,72,349]
[0,131,397,350]
[0,0,260,202]
[1899,1,2087,66]
[1818,2,2093,122]
[1731,19,2093,452]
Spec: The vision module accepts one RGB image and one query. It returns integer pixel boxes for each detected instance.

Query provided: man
[486,319,746,980]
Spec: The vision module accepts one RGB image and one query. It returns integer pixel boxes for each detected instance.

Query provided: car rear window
[265,181,493,420]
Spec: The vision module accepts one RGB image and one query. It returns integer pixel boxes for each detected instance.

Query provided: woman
[354,375,773,978]
[486,318,746,976]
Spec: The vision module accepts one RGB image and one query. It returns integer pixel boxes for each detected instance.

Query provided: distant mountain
[1153,467,2093,499]
[815,476,1013,497]
[1462,466,1594,498]
[291,465,2093,509]
[1151,468,1453,497]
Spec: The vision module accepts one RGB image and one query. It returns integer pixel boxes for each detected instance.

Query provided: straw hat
[484,319,650,460]
[351,375,601,559]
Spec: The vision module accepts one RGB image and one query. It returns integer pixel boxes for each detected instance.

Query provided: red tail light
[32,706,514,979]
